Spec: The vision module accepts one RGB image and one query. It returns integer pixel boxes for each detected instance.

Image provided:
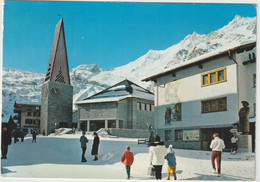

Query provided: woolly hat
[168,145,174,152]
[154,135,161,142]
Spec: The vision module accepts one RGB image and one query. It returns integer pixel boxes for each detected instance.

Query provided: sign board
[183,129,200,141]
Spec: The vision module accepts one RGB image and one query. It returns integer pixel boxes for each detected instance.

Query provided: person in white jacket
[149,135,167,180]
[209,132,225,177]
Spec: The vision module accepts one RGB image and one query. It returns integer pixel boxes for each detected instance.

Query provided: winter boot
[93,156,98,161]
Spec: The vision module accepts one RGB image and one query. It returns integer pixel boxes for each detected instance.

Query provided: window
[27,111,31,116]
[25,119,32,125]
[201,68,226,87]
[144,104,147,111]
[174,103,182,121]
[253,74,256,88]
[201,97,227,113]
[165,130,172,141]
[137,102,141,110]
[175,130,183,141]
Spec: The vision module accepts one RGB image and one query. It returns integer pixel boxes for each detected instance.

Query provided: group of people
[119,135,177,180]
[1,127,39,159]
[120,132,229,180]
[80,131,100,162]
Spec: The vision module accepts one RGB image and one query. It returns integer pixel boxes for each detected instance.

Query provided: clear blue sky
[3,2,256,73]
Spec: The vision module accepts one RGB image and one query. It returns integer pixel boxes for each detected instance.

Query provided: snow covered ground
[0,134,255,181]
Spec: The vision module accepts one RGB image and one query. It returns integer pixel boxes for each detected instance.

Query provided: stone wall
[41,81,73,135]
[79,102,117,119]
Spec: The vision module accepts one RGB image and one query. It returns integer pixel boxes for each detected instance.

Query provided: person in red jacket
[121,146,134,179]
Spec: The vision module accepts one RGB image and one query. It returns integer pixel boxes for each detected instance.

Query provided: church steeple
[45,18,70,85]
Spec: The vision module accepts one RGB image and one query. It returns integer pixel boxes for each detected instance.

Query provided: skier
[165,145,177,180]
[210,132,225,177]
[80,131,88,162]
[91,132,100,161]
[121,146,134,180]
[32,130,37,143]
[149,135,167,180]
[1,127,12,159]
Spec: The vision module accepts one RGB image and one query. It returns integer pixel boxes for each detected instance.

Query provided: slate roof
[76,79,154,104]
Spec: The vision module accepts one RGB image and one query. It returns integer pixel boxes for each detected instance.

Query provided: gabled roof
[76,79,154,104]
[142,41,256,82]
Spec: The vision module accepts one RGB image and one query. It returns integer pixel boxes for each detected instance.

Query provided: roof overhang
[142,41,256,82]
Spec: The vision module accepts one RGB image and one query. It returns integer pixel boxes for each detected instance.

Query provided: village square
[1,1,257,181]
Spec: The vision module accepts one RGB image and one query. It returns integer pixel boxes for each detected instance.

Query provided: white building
[142,41,256,151]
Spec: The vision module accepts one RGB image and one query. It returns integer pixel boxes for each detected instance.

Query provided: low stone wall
[109,128,150,138]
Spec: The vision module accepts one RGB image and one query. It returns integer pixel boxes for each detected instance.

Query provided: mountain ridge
[1,15,256,122]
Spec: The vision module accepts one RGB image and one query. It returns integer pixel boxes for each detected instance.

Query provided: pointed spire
[45,18,71,85]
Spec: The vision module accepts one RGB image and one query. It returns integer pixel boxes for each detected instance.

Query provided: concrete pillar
[238,135,252,152]
[116,119,119,128]
[87,120,90,132]
[77,120,80,131]
[105,119,108,129]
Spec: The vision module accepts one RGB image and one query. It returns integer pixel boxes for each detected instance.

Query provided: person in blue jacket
[165,145,177,180]
[80,131,88,162]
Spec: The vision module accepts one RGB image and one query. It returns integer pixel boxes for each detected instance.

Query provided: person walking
[20,130,25,142]
[13,129,18,143]
[80,131,88,162]
[32,130,37,143]
[91,132,100,161]
[121,146,134,180]
[149,135,167,180]
[210,132,225,177]
[1,127,12,159]
[165,145,177,180]
[231,135,238,155]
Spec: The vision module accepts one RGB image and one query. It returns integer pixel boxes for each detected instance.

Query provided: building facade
[142,41,256,151]
[76,79,154,132]
[13,102,41,133]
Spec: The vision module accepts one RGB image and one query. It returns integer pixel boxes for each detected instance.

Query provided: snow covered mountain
[1,15,256,122]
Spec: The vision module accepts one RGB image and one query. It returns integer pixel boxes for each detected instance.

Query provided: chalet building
[142,41,256,151]
[13,102,41,133]
[76,79,154,132]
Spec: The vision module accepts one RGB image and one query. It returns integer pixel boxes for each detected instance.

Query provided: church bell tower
[40,19,73,135]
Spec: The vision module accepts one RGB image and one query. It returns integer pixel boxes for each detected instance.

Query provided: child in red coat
[121,146,134,179]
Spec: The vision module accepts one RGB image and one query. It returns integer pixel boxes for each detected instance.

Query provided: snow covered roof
[76,79,154,105]
[142,40,256,82]
[15,102,41,107]
[76,96,131,104]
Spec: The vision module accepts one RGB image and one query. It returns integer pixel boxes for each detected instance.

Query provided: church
[40,19,73,135]
[76,79,154,135]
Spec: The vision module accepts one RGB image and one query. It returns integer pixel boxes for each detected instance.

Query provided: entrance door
[201,127,232,151]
